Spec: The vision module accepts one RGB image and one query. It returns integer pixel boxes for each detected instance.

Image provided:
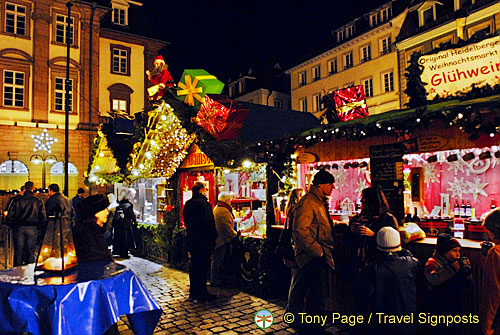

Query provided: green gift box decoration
[176,69,224,109]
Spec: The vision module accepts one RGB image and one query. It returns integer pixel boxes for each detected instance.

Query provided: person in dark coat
[71,187,85,220]
[45,184,72,218]
[6,181,46,266]
[112,188,137,258]
[183,181,218,301]
[73,194,113,263]
[360,227,419,335]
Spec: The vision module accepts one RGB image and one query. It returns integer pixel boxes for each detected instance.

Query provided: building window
[54,77,72,112]
[419,6,435,26]
[228,85,234,97]
[380,37,392,55]
[313,93,321,112]
[344,52,353,70]
[238,80,245,94]
[5,2,26,35]
[345,25,354,39]
[328,58,337,75]
[112,7,126,26]
[312,66,321,81]
[55,14,74,45]
[456,0,474,10]
[112,99,127,113]
[299,71,306,86]
[299,98,307,112]
[380,7,390,22]
[468,22,492,38]
[108,83,133,115]
[363,78,373,97]
[337,30,344,42]
[361,45,371,63]
[383,71,394,92]
[370,13,379,27]
[274,100,282,108]
[3,70,24,107]
[110,45,131,76]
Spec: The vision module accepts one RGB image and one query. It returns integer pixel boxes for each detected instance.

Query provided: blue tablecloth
[0,261,162,335]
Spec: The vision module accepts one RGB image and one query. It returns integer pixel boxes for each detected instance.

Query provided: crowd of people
[2,181,141,266]
[280,169,499,335]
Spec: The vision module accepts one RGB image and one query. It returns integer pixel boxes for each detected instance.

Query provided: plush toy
[146,55,175,101]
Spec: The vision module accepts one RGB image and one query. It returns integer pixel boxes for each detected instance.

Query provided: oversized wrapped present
[194,94,249,140]
[332,85,369,122]
[176,69,224,110]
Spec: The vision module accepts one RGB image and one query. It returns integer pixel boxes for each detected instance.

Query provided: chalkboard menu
[369,143,405,223]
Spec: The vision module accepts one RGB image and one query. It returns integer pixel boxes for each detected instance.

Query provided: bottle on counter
[491,199,496,210]
[412,207,420,224]
[460,199,466,218]
[465,200,472,218]
[454,199,460,217]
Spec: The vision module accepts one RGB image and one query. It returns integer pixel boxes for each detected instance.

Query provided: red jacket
[149,69,174,100]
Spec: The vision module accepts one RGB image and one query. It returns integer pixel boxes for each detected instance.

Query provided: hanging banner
[419,36,500,99]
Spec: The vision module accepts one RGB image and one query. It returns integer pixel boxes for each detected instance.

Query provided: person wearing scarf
[210,191,238,287]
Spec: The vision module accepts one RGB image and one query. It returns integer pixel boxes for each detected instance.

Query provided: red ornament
[331,85,369,122]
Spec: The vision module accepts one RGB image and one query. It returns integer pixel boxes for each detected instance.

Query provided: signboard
[369,143,405,223]
[180,144,213,169]
[417,136,448,152]
[419,36,500,99]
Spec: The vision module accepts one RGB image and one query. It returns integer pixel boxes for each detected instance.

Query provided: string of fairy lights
[129,101,196,179]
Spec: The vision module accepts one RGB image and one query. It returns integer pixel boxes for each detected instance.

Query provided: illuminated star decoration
[447,177,468,199]
[465,177,488,201]
[31,128,58,153]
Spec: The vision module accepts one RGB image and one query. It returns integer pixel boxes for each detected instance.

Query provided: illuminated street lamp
[30,129,58,189]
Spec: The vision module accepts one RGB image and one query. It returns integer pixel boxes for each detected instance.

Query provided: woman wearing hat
[481,208,500,335]
[73,194,113,263]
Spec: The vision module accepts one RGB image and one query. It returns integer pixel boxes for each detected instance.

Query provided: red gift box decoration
[195,94,249,140]
[332,85,369,122]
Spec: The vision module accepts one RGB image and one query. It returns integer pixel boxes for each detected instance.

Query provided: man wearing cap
[73,194,113,263]
[360,227,418,335]
[286,169,335,334]
[146,55,175,101]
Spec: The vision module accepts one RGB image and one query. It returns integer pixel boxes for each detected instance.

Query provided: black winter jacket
[6,191,46,228]
[45,192,73,218]
[182,192,217,251]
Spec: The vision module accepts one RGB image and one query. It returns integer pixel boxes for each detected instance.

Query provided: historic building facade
[286,1,409,120]
[0,0,166,196]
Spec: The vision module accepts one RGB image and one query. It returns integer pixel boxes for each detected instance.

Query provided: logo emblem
[254,309,274,329]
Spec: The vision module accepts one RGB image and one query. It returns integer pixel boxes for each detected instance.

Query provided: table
[0,261,162,335]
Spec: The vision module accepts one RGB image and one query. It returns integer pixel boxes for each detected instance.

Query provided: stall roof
[235,101,320,143]
[301,94,500,137]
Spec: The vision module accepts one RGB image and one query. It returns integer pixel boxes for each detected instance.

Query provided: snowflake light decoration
[465,177,488,201]
[424,164,441,186]
[332,168,347,189]
[447,177,468,199]
[446,158,468,175]
[31,129,58,153]
[355,178,368,197]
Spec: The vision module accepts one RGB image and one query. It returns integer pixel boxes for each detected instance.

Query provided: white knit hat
[377,227,402,252]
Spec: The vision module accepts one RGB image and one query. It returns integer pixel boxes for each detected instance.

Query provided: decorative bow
[177,75,204,106]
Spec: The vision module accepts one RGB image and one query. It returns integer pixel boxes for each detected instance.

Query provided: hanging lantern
[36,213,77,272]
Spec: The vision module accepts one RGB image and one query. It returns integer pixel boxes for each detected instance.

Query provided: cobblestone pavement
[115,256,302,335]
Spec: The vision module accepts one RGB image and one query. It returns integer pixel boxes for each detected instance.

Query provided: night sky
[136,0,386,81]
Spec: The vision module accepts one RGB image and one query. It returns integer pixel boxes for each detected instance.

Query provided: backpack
[275,216,298,268]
